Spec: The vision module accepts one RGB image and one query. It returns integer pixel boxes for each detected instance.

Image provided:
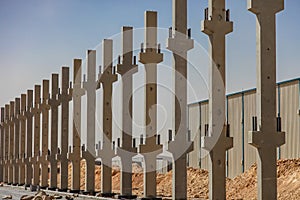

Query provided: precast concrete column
[166,1,194,199]
[97,39,118,196]
[116,26,138,197]
[47,74,60,190]
[8,101,15,185]
[0,107,5,182]
[247,0,285,199]
[138,11,163,199]
[3,105,9,184]
[13,98,20,185]
[18,94,26,186]
[68,59,85,193]
[201,1,234,199]
[81,50,98,195]
[30,85,41,190]
[24,90,33,187]
[38,80,50,189]
[56,67,72,192]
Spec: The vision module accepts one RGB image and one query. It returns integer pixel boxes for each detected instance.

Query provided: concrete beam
[166,0,194,199]
[81,50,97,194]
[0,107,4,182]
[13,98,20,185]
[138,11,163,199]
[57,67,72,191]
[68,59,85,193]
[116,26,138,197]
[247,0,285,199]
[23,90,33,187]
[97,39,118,195]
[38,80,50,189]
[8,101,15,185]
[201,0,233,199]
[18,94,26,186]
[30,85,41,189]
[47,74,60,190]
[4,104,9,184]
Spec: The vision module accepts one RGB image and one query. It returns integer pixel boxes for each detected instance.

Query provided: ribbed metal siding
[200,102,209,170]
[280,80,300,159]
[227,94,243,178]
[240,90,257,171]
[188,104,201,168]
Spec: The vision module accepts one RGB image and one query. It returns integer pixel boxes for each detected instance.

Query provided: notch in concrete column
[30,85,41,191]
[166,0,194,199]
[37,80,51,189]
[115,26,138,199]
[81,50,98,195]
[56,67,72,192]
[23,90,33,187]
[47,74,60,191]
[97,39,118,197]
[12,98,20,186]
[8,101,15,185]
[0,107,4,183]
[200,0,234,199]
[18,94,26,186]
[138,11,163,199]
[247,0,285,199]
[68,59,85,193]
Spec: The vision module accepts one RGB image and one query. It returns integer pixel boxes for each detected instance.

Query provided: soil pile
[61,159,300,199]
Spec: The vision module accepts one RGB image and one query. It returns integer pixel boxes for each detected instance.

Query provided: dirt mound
[61,158,300,199]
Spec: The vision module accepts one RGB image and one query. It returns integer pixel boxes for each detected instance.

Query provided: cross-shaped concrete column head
[99,39,118,85]
[248,0,284,15]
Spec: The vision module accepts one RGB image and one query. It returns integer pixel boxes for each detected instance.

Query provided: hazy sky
[0,0,299,145]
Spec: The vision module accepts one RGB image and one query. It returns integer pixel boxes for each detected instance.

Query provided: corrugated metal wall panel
[188,104,201,168]
[227,94,243,178]
[200,102,209,170]
[243,91,257,170]
[280,81,300,159]
[187,78,300,177]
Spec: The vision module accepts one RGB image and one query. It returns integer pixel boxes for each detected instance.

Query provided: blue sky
[0,0,299,144]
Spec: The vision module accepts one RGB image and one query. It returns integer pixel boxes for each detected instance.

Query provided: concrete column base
[47,155,58,190]
[117,147,137,196]
[99,192,116,198]
[13,164,19,185]
[31,160,40,186]
[68,189,82,194]
[40,162,49,188]
[116,194,138,199]
[18,163,25,186]
[81,150,96,194]
[8,165,13,184]
[57,188,68,192]
[47,187,57,191]
[30,184,38,192]
[58,159,69,191]
[138,197,162,200]
[202,126,233,200]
